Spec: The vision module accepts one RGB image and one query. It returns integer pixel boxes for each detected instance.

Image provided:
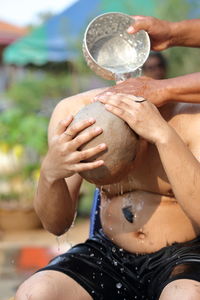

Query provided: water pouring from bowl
[82,12,150,82]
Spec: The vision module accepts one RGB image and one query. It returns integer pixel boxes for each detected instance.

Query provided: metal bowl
[83,12,150,80]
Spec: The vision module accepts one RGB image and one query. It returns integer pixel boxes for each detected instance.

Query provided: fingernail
[66,115,72,121]
[127,26,134,33]
[95,127,102,133]
[105,104,112,110]
[99,143,106,149]
[88,117,95,123]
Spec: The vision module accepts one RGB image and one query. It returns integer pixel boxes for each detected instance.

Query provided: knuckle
[68,124,77,133]
[59,119,66,127]
[75,134,84,144]
[79,151,88,161]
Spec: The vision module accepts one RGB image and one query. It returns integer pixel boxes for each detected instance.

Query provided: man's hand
[42,116,106,184]
[127,16,173,51]
[94,77,168,107]
[96,92,170,144]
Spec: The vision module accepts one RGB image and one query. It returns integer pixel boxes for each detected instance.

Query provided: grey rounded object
[70,102,138,185]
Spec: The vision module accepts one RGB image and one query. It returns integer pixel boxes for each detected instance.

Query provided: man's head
[142,52,167,79]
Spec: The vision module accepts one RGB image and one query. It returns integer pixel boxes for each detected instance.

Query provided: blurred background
[0,0,200,299]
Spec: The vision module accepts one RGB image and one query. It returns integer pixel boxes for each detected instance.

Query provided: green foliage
[6,71,80,113]
[6,77,44,112]
[0,107,48,156]
[155,0,200,77]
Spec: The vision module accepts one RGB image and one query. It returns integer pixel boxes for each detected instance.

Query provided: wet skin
[47,88,200,254]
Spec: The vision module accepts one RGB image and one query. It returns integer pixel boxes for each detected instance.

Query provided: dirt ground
[0,218,90,300]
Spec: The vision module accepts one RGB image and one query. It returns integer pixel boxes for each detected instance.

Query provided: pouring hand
[94,77,168,107]
[127,16,173,51]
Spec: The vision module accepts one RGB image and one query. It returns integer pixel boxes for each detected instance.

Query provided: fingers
[55,115,73,135]
[92,91,114,103]
[63,118,96,140]
[65,145,106,173]
[70,142,107,163]
[104,104,125,119]
[71,160,105,173]
[70,126,103,150]
[127,15,153,34]
[96,92,149,122]
[97,92,133,108]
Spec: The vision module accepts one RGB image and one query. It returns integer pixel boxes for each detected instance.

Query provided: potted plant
[0,106,48,230]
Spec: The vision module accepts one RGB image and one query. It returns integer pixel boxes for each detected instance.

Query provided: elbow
[42,220,71,237]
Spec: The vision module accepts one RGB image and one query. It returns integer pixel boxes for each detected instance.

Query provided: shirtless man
[15,81,200,299]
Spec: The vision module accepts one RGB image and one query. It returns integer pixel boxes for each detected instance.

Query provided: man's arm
[94,73,200,107]
[127,16,200,51]
[156,113,200,225]
[34,91,107,236]
[97,93,200,226]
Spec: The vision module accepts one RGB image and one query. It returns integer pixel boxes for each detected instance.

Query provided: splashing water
[56,236,61,252]
[116,282,123,289]
[115,67,142,83]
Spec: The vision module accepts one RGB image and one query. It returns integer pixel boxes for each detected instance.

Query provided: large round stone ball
[70,101,138,185]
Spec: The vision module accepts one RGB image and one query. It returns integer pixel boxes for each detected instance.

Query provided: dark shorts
[38,230,200,300]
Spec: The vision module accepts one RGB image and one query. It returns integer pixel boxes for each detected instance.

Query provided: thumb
[127,16,151,34]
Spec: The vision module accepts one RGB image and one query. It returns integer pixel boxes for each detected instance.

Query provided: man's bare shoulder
[171,103,200,153]
[174,102,200,115]
[58,87,108,115]
[48,87,108,139]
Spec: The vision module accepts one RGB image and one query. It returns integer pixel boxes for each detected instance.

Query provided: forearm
[156,127,200,225]
[34,170,77,236]
[170,19,200,48]
[161,73,200,104]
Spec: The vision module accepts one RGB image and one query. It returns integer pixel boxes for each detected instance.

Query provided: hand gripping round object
[69,101,138,185]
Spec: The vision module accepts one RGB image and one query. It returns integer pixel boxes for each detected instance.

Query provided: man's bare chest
[102,142,172,197]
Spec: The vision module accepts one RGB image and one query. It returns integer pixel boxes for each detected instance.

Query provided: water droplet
[113,260,118,266]
[116,282,122,289]
[101,283,104,288]
[112,247,116,252]
[120,185,123,195]
[90,253,94,257]
[56,236,61,252]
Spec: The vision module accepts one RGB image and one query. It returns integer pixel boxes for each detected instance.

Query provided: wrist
[158,78,179,104]
[169,20,190,47]
[155,124,175,147]
[40,159,58,186]
[149,79,171,106]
